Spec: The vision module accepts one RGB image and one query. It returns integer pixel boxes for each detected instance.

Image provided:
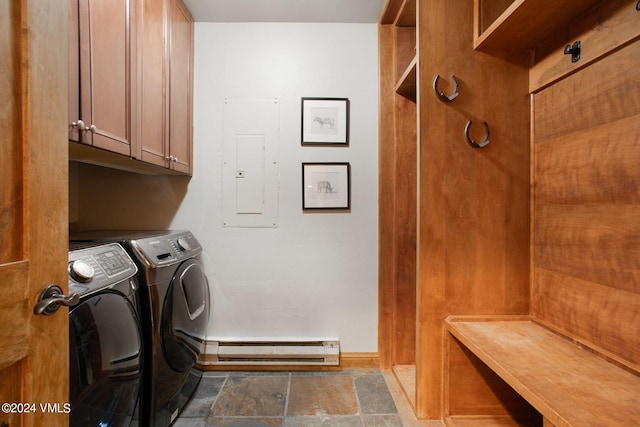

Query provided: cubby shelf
[474,0,600,51]
[395,0,416,27]
[395,56,417,101]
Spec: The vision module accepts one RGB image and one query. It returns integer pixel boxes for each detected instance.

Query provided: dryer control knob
[69,260,95,283]
[176,237,191,251]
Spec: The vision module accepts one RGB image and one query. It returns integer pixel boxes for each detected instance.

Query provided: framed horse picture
[301,97,350,145]
[302,163,351,210]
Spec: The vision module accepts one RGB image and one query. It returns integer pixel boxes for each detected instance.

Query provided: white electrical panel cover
[222,98,279,227]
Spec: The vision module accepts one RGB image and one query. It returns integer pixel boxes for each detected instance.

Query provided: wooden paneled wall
[380,0,639,421]
[378,11,417,369]
[531,3,640,372]
[415,0,531,418]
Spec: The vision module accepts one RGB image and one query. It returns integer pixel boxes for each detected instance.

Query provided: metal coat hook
[433,74,459,102]
[464,120,490,148]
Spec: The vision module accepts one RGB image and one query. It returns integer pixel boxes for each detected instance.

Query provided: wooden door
[168,0,193,174]
[75,0,135,156]
[0,1,69,426]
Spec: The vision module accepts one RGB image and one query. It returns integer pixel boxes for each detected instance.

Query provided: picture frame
[302,163,351,210]
[301,97,350,145]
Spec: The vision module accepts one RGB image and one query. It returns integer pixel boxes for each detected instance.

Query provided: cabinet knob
[71,120,87,131]
[71,120,97,134]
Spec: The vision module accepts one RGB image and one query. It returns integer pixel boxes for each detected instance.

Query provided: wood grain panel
[533,40,640,144]
[0,362,22,427]
[0,0,23,264]
[395,0,416,27]
[393,95,416,365]
[168,0,193,173]
[395,27,416,80]
[475,0,515,37]
[379,0,417,372]
[447,318,640,427]
[416,0,448,416]
[447,335,538,422]
[25,0,69,422]
[378,23,397,370]
[0,261,29,371]
[532,15,640,376]
[533,269,640,370]
[416,0,530,418]
[82,0,132,153]
[534,114,640,205]
[380,0,403,25]
[530,0,640,92]
[137,0,168,166]
[535,205,640,294]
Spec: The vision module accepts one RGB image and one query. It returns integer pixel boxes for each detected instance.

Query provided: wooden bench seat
[445,316,640,427]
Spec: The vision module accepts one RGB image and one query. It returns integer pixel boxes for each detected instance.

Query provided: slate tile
[287,375,358,416]
[284,415,364,426]
[354,375,398,415]
[181,376,228,418]
[211,375,288,417]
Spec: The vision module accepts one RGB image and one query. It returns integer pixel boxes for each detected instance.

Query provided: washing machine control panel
[68,243,138,297]
[131,231,202,267]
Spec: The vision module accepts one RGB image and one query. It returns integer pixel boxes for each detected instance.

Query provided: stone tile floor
[173,370,403,427]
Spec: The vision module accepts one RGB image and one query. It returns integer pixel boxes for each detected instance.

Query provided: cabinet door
[137,0,169,167]
[168,0,193,174]
[77,0,135,156]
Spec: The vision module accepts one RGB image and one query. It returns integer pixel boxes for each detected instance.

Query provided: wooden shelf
[392,365,416,410]
[395,0,416,27]
[395,56,417,102]
[445,415,535,426]
[474,0,600,51]
[446,317,640,427]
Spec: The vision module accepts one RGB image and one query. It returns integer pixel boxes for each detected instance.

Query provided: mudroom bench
[445,316,640,427]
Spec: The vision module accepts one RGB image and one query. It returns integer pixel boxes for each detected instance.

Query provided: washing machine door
[161,258,210,372]
[69,291,142,427]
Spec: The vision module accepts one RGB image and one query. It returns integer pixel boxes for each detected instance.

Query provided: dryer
[72,230,210,426]
[68,242,142,427]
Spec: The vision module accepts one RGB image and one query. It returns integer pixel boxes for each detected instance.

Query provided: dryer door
[161,258,210,372]
[69,291,142,427]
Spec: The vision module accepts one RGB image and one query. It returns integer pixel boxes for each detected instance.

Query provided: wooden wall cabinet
[167,0,194,174]
[135,0,193,174]
[69,0,137,156]
[69,0,194,175]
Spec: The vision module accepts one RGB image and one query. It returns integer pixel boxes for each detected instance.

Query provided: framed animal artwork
[302,162,351,210]
[301,97,350,145]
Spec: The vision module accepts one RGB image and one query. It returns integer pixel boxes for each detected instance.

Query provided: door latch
[34,285,79,315]
[564,40,581,63]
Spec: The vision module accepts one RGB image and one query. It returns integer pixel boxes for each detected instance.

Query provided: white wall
[73,22,379,352]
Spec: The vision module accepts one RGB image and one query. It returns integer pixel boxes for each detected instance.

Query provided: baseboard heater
[205,338,340,366]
